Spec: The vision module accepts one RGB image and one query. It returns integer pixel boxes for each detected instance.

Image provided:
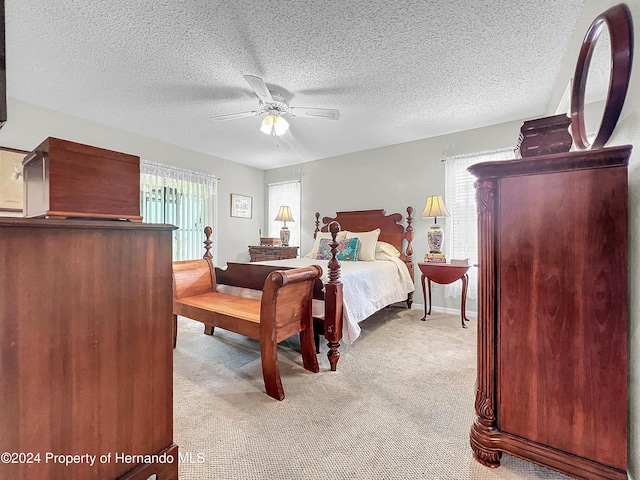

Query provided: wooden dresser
[249,245,298,262]
[0,219,177,480]
[468,145,630,480]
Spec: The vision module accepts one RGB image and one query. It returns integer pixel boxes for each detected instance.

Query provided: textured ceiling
[6,0,585,169]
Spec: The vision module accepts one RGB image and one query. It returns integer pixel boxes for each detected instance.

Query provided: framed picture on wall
[230,193,252,219]
[0,146,28,213]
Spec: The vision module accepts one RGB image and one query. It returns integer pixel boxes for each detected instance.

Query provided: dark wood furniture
[0,0,5,128]
[517,114,572,158]
[215,207,415,372]
[0,218,177,480]
[249,245,298,262]
[172,258,321,400]
[570,4,633,151]
[468,145,630,480]
[22,137,142,221]
[417,262,470,328]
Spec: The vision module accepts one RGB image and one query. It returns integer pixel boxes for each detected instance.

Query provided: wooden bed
[211,207,415,371]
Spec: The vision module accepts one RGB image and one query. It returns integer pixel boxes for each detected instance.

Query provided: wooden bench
[172,257,322,400]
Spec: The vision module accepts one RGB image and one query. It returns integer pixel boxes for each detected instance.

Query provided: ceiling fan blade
[209,110,262,122]
[244,75,274,104]
[289,107,340,120]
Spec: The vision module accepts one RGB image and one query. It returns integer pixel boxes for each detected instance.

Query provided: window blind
[140,160,217,261]
[444,148,514,300]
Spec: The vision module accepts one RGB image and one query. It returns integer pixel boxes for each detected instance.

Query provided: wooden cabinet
[0,219,177,480]
[468,145,630,480]
[249,245,298,262]
[22,137,142,221]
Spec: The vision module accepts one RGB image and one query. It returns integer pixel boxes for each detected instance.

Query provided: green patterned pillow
[316,237,361,261]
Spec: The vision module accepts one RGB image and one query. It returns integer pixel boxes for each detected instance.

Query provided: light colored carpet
[173,307,573,480]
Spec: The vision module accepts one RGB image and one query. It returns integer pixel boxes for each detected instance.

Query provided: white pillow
[344,229,380,261]
[375,241,401,258]
[375,251,391,261]
[304,230,347,258]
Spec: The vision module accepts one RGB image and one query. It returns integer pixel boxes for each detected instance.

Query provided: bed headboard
[314,207,414,278]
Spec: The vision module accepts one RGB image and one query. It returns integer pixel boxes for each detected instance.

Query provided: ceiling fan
[210,75,340,136]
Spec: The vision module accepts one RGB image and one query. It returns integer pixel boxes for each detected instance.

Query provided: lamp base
[280,226,290,247]
[428,224,444,254]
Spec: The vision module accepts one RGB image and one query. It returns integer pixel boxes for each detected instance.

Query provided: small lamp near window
[421,195,450,254]
[274,206,294,246]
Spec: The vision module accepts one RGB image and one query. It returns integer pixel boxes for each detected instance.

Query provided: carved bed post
[405,206,414,262]
[314,212,320,238]
[405,206,414,308]
[203,226,213,259]
[323,221,343,371]
[201,225,216,336]
[469,178,501,467]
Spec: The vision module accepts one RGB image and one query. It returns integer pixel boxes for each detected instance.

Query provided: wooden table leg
[460,273,469,328]
[421,274,427,321]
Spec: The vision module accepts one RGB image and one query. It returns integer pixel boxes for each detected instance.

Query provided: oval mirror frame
[570,3,633,150]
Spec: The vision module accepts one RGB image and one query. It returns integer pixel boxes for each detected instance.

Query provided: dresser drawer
[248,246,298,262]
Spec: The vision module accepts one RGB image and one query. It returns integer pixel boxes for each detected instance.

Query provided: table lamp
[421,195,450,254]
[274,205,294,246]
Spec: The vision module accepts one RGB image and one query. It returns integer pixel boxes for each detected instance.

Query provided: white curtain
[444,148,514,300]
[268,181,301,247]
[140,160,217,261]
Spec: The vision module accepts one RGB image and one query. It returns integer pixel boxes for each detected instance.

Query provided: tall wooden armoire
[0,218,177,480]
[468,145,630,480]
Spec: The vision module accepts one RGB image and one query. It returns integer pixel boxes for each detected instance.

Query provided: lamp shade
[421,195,450,219]
[261,114,289,136]
[274,205,294,222]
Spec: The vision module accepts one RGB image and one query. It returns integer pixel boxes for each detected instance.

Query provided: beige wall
[0,98,265,265]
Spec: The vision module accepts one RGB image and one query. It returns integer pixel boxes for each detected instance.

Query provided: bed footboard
[214,262,324,300]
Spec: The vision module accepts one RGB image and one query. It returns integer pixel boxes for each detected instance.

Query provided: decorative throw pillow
[344,229,380,261]
[316,237,361,261]
[304,231,347,258]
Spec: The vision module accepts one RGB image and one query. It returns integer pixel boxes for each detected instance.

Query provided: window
[268,181,301,247]
[444,149,513,300]
[140,161,217,261]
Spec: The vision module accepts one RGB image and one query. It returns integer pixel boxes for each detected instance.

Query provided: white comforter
[254,255,414,343]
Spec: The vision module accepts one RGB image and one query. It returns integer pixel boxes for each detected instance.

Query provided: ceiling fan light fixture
[210,76,340,138]
[260,114,289,136]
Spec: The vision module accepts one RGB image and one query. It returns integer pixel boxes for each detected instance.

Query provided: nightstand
[417,262,471,328]
[248,245,299,262]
